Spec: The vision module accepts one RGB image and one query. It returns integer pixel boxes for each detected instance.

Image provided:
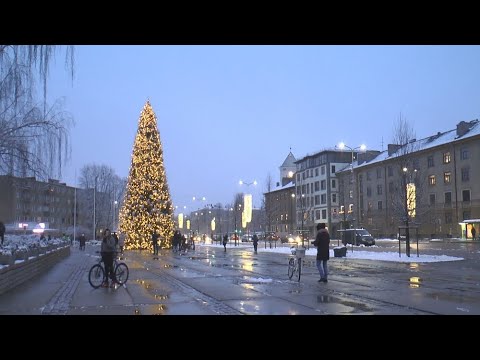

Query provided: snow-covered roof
[355,120,480,169]
[264,181,295,194]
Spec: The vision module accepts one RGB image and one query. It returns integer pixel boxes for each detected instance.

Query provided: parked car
[341,229,375,246]
[241,234,252,242]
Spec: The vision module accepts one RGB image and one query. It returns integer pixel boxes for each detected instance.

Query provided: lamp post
[93,175,98,240]
[291,193,296,238]
[113,200,118,230]
[337,142,366,230]
[239,179,257,242]
[402,167,417,257]
[192,196,206,234]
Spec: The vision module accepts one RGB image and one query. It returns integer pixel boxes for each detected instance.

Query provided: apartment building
[336,119,480,239]
[0,175,76,234]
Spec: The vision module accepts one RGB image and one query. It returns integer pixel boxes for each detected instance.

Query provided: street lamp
[113,200,118,231]
[336,142,367,229]
[402,167,417,257]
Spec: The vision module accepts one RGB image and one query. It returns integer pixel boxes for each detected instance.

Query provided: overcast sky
[45,45,480,211]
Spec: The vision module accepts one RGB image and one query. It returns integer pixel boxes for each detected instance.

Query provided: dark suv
[341,229,375,246]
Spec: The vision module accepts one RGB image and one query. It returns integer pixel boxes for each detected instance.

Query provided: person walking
[79,233,86,251]
[313,223,330,283]
[0,221,5,246]
[223,233,228,252]
[472,226,476,241]
[252,233,259,254]
[101,228,117,288]
[152,230,159,256]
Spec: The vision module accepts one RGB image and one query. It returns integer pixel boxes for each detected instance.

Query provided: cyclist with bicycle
[101,228,117,288]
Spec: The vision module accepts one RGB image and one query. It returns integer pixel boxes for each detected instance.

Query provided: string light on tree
[118,100,175,250]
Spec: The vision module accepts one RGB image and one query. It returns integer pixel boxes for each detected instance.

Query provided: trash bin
[333,246,347,257]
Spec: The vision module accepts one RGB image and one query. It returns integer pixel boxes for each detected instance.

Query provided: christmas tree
[119,100,175,250]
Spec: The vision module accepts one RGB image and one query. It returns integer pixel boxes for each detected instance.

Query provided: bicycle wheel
[297,259,302,282]
[89,264,105,289]
[115,262,129,285]
[288,258,295,279]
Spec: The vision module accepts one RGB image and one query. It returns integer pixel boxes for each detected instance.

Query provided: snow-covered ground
[201,241,463,263]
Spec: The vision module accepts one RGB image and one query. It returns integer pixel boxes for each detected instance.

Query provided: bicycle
[88,251,129,289]
[287,246,305,281]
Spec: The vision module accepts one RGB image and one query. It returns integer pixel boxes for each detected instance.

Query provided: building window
[367,171,371,180]
[315,181,320,191]
[368,201,373,212]
[315,168,319,176]
[348,204,353,213]
[462,189,470,202]
[427,155,434,168]
[367,218,373,225]
[376,168,382,179]
[321,194,326,204]
[463,211,471,220]
[366,187,372,197]
[377,185,383,195]
[331,165,336,174]
[460,147,469,160]
[315,210,321,220]
[445,212,452,224]
[321,166,325,175]
[443,152,451,164]
[378,201,382,210]
[445,192,452,204]
[349,190,353,199]
[332,194,337,203]
[389,182,394,193]
[429,175,436,186]
[340,205,345,214]
[444,172,451,184]
[297,173,301,182]
[331,179,336,189]
[322,209,327,219]
[429,194,435,205]
[280,215,284,221]
[388,166,393,177]
[461,167,470,182]
[321,180,326,190]
[315,195,320,205]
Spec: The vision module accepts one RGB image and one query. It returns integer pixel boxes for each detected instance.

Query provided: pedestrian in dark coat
[223,233,228,252]
[252,234,259,254]
[0,221,5,246]
[152,231,159,255]
[313,223,330,283]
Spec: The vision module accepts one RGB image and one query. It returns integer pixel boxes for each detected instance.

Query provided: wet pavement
[0,241,479,315]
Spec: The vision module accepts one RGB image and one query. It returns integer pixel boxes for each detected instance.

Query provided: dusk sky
[46,45,480,211]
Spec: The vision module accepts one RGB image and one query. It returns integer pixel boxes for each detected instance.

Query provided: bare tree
[78,164,126,234]
[0,45,75,180]
[388,114,427,256]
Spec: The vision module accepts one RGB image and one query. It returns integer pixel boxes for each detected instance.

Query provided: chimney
[387,144,401,156]
[456,120,471,137]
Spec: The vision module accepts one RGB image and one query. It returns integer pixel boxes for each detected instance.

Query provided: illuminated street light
[336,142,367,230]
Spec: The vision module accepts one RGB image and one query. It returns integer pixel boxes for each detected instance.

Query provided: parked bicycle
[288,246,304,281]
[88,251,129,289]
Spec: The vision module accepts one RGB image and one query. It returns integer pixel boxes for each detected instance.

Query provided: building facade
[337,119,480,239]
[0,175,76,234]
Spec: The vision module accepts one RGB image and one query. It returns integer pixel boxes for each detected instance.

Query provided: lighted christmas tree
[119,100,175,250]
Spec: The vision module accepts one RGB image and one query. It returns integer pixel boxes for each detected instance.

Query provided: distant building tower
[279,150,296,186]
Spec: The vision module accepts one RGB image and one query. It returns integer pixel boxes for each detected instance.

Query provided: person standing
[0,221,5,246]
[313,223,330,283]
[152,231,159,256]
[252,233,259,254]
[223,233,228,252]
[79,233,86,251]
[101,228,117,288]
[472,226,476,241]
